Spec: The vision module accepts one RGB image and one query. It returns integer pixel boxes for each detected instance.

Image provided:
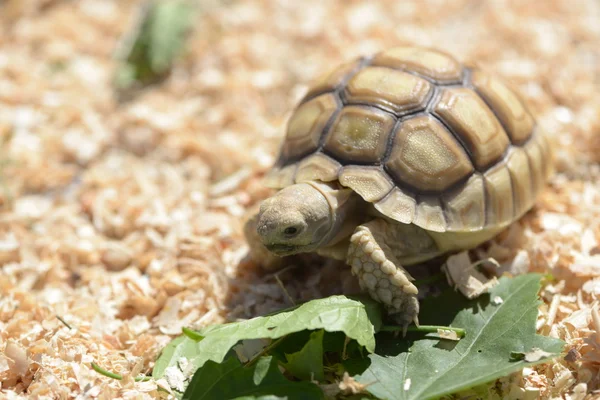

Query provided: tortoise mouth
[265,243,299,256]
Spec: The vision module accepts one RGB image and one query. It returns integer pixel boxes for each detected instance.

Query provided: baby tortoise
[245,45,552,332]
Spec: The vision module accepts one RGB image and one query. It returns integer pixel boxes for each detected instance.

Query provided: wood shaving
[523,348,555,363]
[437,329,461,341]
[338,372,372,395]
[443,251,499,299]
[1,0,599,398]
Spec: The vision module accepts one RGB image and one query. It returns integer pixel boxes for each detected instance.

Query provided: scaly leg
[347,218,426,334]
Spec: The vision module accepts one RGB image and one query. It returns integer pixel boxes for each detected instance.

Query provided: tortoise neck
[305,181,364,247]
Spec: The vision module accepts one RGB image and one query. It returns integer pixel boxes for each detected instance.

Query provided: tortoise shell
[265,46,552,233]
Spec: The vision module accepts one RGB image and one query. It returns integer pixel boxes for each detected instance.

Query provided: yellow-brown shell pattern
[265,46,552,232]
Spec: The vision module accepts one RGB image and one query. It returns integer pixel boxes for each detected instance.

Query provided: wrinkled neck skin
[307,181,364,248]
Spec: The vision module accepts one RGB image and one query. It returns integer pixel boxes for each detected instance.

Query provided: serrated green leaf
[154,295,382,381]
[354,274,565,400]
[282,329,324,381]
[253,356,271,385]
[182,356,324,400]
[234,339,272,363]
[268,330,313,362]
[232,396,286,400]
[152,334,202,380]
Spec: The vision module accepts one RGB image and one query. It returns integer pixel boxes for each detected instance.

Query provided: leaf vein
[408,276,534,399]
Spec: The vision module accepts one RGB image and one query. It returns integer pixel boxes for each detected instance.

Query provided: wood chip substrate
[1,0,599,398]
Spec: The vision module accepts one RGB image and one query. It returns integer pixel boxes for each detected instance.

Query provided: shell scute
[324,106,395,163]
[345,66,432,115]
[264,164,297,189]
[524,135,546,194]
[372,46,463,84]
[295,152,341,183]
[282,93,339,160]
[414,197,446,232]
[442,174,486,230]
[338,166,394,202]
[385,115,473,192]
[506,148,534,216]
[471,69,534,145]
[484,162,514,227]
[305,57,364,99]
[374,187,416,224]
[433,87,510,170]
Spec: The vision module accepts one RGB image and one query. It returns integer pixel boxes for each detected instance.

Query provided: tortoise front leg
[347,218,420,335]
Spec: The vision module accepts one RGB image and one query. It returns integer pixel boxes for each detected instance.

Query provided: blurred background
[0,0,599,397]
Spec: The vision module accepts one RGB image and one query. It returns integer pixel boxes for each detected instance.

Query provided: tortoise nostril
[283,226,298,236]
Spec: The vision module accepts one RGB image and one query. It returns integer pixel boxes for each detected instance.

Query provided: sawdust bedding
[0,0,599,398]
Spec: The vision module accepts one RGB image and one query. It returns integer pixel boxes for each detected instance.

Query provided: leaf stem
[341,335,351,360]
[380,325,466,338]
[182,327,204,341]
[90,362,152,382]
[90,362,123,380]
[245,336,287,368]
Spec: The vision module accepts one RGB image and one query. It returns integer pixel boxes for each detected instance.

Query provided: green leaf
[282,329,325,381]
[232,396,286,400]
[253,356,271,385]
[114,0,195,90]
[148,0,194,72]
[182,356,324,400]
[152,335,203,380]
[154,295,382,380]
[354,274,565,400]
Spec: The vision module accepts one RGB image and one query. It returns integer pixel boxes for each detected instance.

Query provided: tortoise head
[256,183,334,256]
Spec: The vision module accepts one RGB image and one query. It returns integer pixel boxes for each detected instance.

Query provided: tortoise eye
[283,227,298,235]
